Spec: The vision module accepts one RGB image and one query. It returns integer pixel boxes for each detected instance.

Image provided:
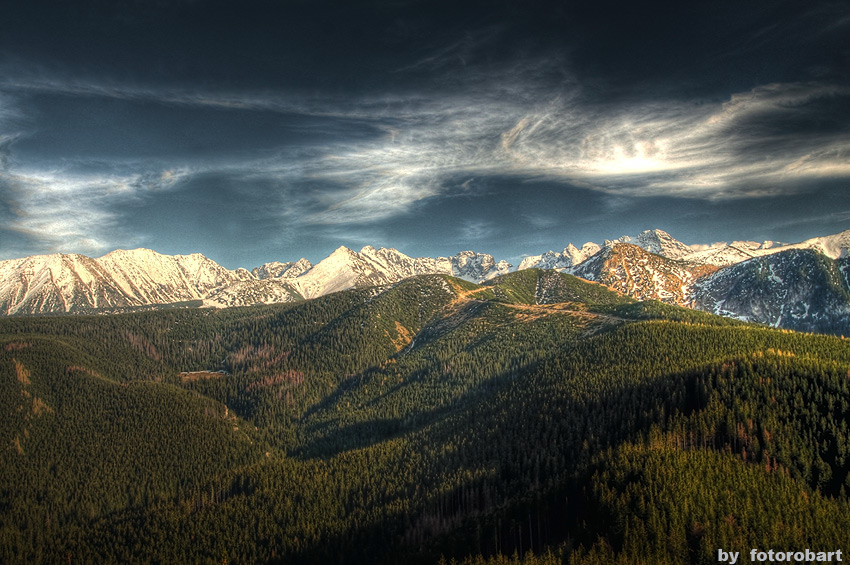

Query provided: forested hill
[2,270,850,564]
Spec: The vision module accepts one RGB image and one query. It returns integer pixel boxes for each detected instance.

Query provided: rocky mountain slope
[564,241,850,334]
[690,249,850,334]
[515,228,850,335]
[568,243,718,304]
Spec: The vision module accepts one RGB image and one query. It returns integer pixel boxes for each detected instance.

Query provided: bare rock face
[569,243,713,305]
[449,251,512,282]
[690,249,850,334]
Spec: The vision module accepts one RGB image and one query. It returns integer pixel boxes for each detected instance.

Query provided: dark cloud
[10,90,385,164]
[0,137,13,171]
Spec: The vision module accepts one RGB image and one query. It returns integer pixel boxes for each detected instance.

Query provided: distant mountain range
[2,228,849,334]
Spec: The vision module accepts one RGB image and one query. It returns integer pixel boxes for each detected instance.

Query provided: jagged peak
[176,251,211,260]
[639,228,673,238]
[3,251,92,263]
[99,247,161,259]
[100,248,225,271]
[361,246,409,259]
[608,242,648,253]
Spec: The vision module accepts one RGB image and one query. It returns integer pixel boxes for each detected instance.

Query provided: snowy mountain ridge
[0,248,268,315]
[1,229,849,328]
[0,245,513,315]
[517,242,602,271]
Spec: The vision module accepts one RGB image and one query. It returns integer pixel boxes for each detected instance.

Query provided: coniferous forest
[2,269,850,563]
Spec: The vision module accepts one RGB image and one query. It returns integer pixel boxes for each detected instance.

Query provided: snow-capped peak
[601,229,692,260]
[633,229,694,260]
[252,258,313,280]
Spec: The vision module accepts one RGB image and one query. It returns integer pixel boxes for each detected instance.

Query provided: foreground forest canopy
[2,269,850,564]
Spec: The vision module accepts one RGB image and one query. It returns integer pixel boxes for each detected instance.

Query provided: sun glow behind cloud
[297,79,850,208]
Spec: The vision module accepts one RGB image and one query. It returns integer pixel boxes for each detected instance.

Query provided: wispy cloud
[1,59,849,258]
[0,167,189,255]
[285,80,850,222]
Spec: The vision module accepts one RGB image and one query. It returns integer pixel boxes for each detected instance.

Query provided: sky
[0,0,849,269]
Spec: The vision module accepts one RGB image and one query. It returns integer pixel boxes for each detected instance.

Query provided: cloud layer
[0,1,848,267]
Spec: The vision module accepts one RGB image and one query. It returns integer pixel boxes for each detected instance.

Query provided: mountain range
[2,228,849,334]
